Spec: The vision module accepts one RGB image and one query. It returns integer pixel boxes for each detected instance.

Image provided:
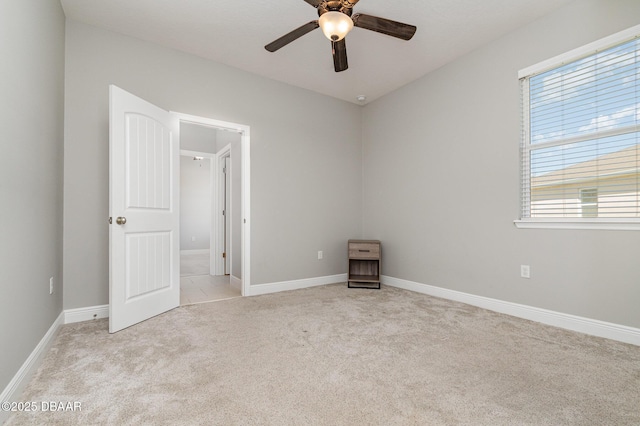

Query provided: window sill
[514,219,640,231]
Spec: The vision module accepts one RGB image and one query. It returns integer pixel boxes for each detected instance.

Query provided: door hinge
[222,252,226,258]
[109,217,112,224]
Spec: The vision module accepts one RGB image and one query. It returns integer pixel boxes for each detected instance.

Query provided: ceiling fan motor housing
[317,0,355,17]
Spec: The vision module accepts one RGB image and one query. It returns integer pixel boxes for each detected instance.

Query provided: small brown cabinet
[348,240,381,289]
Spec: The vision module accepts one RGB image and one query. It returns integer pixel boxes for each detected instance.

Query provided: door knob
[116,217,127,225]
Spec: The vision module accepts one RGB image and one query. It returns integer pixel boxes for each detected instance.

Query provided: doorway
[179,120,243,305]
[109,86,251,332]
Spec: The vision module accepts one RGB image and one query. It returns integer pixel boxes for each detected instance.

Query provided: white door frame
[216,145,231,276]
[174,113,250,296]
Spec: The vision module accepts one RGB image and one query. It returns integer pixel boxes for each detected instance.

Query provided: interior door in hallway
[224,156,230,275]
[109,85,180,333]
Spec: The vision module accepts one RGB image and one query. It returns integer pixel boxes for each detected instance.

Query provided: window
[579,188,598,218]
[517,25,640,230]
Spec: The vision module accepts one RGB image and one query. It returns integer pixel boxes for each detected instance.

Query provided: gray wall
[181,122,217,154]
[362,0,640,328]
[63,20,363,309]
[216,129,238,153]
[180,156,211,251]
[0,0,65,395]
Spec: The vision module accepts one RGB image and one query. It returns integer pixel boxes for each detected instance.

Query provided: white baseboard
[63,274,346,319]
[0,311,64,420]
[230,275,242,291]
[246,273,348,296]
[64,305,109,324]
[382,275,640,346]
[180,249,209,255]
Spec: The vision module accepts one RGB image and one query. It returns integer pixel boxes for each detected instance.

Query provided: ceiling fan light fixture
[318,11,353,41]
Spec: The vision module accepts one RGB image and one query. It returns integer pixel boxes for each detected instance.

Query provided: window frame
[515,24,640,231]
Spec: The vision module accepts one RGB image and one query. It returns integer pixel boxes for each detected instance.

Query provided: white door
[224,156,231,274]
[109,85,180,333]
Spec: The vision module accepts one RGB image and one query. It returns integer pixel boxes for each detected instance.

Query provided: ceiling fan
[265,0,417,72]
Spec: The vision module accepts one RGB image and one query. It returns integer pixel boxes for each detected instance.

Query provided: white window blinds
[520,32,640,221]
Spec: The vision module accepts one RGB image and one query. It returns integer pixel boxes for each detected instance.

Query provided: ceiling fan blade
[332,39,348,72]
[303,0,322,7]
[352,13,417,41]
[265,21,319,52]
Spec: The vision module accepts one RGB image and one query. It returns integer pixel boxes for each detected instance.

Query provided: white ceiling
[60,0,573,105]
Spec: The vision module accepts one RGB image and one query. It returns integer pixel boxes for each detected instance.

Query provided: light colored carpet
[7,284,640,425]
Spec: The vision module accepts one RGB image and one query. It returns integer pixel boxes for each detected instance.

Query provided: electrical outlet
[49,277,54,294]
[520,265,531,279]
[318,251,323,260]
[191,236,196,242]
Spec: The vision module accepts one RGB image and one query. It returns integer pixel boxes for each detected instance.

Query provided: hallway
[180,252,240,305]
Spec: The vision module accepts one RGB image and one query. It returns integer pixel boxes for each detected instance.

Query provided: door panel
[109,85,179,333]
[126,232,171,298]
[126,114,171,210]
